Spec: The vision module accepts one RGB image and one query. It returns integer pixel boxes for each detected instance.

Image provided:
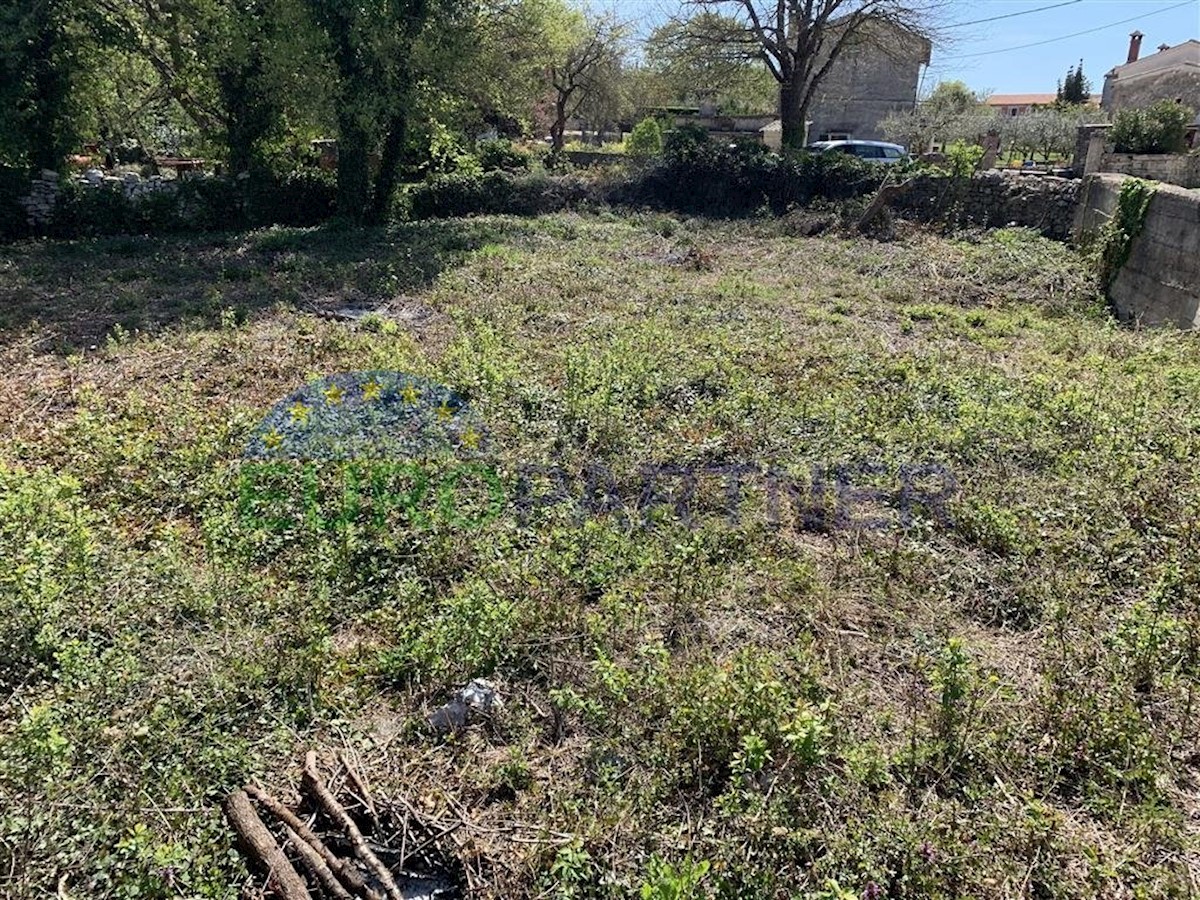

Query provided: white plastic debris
[427,678,502,734]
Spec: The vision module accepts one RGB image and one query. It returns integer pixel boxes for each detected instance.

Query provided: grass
[1,212,1199,898]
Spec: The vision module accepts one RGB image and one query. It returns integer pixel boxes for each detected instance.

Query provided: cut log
[284,825,356,900]
[223,790,311,900]
[857,178,914,233]
[302,751,405,900]
[245,783,384,900]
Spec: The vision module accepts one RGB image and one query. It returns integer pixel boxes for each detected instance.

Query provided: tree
[305,0,437,223]
[880,79,986,153]
[643,13,775,114]
[682,0,942,149]
[545,11,627,151]
[0,1,100,170]
[1056,60,1090,106]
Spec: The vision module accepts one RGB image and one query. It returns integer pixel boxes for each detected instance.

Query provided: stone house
[1101,32,1200,114]
[804,19,933,143]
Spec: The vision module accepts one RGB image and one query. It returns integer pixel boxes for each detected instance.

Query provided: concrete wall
[1074,173,1200,328]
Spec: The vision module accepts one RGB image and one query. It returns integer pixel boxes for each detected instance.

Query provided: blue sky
[927,0,1200,95]
[617,0,1200,96]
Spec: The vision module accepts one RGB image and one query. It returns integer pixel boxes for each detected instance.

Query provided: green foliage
[944,140,984,178]
[643,12,777,115]
[1095,177,1156,288]
[626,117,664,157]
[1110,100,1194,154]
[408,170,597,218]
[625,137,885,216]
[43,171,336,237]
[477,139,532,172]
[1056,60,1091,106]
[639,855,711,899]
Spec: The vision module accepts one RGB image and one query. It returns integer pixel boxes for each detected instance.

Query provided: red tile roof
[985,94,1057,107]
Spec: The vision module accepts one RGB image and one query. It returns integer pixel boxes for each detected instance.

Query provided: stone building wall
[1101,41,1200,114]
[807,23,931,143]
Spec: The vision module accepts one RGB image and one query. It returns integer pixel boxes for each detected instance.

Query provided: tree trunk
[368,111,407,226]
[336,116,371,222]
[779,82,809,151]
[551,95,568,152]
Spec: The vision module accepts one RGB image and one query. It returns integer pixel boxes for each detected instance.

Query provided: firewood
[244,783,384,900]
[302,751,405,900]
[223,790,311,900]
[284,825,356,900]
[858,178,914,233]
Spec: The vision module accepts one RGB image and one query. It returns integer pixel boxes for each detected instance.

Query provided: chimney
[1127,30,1143,64]
[1158,43,1171,53]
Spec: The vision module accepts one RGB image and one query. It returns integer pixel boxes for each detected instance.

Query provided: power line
[941,0,1195,59]
[943,0,1084,30]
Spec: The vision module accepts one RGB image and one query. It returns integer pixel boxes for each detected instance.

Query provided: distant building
[985,93,1058,117]
[984,93,1102,117]
[805,19,933,143]
[1101,32,1200,114]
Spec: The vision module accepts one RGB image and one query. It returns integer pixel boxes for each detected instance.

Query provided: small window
[856,145,885,159]
[818,132,850,142]
[883,147,903,159]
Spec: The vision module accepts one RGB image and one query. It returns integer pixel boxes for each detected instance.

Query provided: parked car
[805,140,908,163]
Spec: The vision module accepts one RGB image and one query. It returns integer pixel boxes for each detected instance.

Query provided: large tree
[0,1,101,170]
[644,13,776,114]
[1056,60,1091,106]
[683,0,942,149]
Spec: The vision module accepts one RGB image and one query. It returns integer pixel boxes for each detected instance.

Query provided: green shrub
[620,136,885,216]
[626,117,664,157]
[1110,100,1193,154]
[43,170,337,237]
[407,170,597,219]
[477,139,531,172]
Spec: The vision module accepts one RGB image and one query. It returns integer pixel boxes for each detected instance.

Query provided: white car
[806,140,908,163]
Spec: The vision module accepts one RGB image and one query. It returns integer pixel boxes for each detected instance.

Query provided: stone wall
[1093,152,1200,188]
[1074,172,1200,328]
[893,171,1081,239]
[19,168,180,228]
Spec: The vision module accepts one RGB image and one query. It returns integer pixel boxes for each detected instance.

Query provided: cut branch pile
[224,751,458,900]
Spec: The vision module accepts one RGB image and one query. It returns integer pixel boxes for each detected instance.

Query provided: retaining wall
[1074,172,1200,328]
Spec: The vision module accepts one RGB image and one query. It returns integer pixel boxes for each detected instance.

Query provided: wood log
[244,784,384,900]
[858,178,915,233]
[223,790,311,900]
[284,825,356,900]
[302,751,405,900]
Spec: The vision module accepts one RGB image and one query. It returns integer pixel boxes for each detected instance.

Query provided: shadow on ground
[0,218,523,351]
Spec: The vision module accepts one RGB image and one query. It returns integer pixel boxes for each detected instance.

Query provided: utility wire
[943,0,1084,30]
[942,0,1195,59]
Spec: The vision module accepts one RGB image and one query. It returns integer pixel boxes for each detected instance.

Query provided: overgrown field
[2,213,1199,898]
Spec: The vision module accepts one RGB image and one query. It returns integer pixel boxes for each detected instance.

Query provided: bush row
[3,135,900,239]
